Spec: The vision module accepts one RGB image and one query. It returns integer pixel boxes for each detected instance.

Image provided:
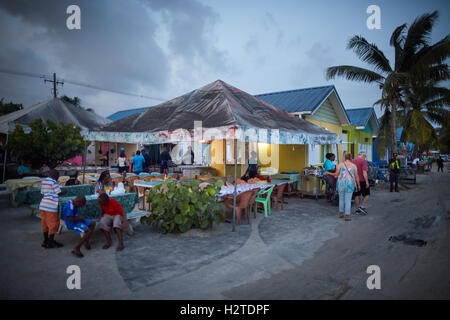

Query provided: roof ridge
[346,106,374,111]
[255,85,335,97]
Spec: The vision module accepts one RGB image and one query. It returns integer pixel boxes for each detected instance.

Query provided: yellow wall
[211,139,225,176]
[278,144,307,173]
[257,143,307,174]
[305,117,344,163]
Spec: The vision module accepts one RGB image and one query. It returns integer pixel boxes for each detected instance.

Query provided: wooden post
[2,133,8,183]
[82,142,87,184]
[232,138,237,232]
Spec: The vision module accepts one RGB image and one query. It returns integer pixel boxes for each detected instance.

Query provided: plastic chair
[224,190,253,225]
[270,183,287,211]
[253,185,275,217]
[248,188,260,218]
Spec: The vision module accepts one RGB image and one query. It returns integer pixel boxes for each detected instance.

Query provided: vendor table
[57,192,139,220]
[267,172,302,195]
[215,183,274,201]
[87,173,177,182]
[5,177,43,207]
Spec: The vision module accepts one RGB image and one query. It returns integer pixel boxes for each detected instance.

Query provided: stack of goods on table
[303,166,324,177]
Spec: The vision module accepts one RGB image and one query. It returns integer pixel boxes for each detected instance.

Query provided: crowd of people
[322,150,447,221]
[323,151,369,221]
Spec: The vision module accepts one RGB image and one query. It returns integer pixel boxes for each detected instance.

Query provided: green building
[343,107,380,161]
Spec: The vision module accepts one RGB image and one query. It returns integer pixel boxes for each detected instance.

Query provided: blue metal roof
[346,107,375,127]
[255,85,335,113]
[107,106,151,121]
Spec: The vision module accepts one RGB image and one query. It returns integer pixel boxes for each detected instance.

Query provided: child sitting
[97,193,128,251]
[62,195,96,258]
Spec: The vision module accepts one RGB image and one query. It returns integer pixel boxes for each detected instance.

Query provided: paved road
[0,166,449,299]
[225,168,450,299]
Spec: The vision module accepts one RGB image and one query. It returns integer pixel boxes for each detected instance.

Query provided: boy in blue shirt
[62,195,96,258]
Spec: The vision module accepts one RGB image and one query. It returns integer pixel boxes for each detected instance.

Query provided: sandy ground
[0,164,449,299]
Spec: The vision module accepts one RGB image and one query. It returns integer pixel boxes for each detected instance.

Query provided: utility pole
[44,73,64,98]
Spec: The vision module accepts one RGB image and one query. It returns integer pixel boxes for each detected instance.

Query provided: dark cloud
[0,0,229,115]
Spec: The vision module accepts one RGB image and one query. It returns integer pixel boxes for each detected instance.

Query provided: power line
[0,68,166,102]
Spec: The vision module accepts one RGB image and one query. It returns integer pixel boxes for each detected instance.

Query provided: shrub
[141,179,225,233]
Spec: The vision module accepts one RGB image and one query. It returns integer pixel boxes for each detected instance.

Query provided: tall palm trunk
[390,100,398,157]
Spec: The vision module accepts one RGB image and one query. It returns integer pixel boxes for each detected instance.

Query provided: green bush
[6,119,87,169]
[141,179,225,233]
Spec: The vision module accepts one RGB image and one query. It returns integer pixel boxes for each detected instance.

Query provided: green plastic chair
[252,185,275,217]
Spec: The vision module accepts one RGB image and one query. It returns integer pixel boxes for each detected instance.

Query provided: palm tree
[398,82,450,156]
[326,11,450,157]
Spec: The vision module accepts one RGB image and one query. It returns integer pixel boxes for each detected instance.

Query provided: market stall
[86,80,341,230]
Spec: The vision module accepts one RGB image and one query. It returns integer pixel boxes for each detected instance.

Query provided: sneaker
[355,207,363,215]
[359,207,368,215]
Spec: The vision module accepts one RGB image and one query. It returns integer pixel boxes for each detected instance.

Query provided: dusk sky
[0,0,448,118]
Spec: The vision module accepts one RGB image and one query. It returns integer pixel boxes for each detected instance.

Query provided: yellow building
[256,85,350,169]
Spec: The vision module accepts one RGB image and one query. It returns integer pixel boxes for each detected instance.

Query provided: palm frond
[424,97,450,109]
[390,24,407,69]
[326,65,384,83]
[347,35,392,73]
[409,36,450,74]
[400,11,439,68]
[424,105,450,125]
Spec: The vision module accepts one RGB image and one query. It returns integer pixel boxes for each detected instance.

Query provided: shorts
[354,181,370,197]
[41,210,60,234]
[118,166,127,173]
[71,219,93,235]
[99,214,123,232]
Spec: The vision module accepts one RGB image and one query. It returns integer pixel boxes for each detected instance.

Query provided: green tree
[61,95,81,107]
[0,98,23,116]
[327,11,450,157]
[437,124,450,154]
[6,119,88,169]
[398,83,450,156]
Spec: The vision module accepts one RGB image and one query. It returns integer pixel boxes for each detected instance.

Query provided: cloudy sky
[0,0,448,118]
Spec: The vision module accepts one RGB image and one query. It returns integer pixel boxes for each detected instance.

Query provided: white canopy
[0,98,111,135]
